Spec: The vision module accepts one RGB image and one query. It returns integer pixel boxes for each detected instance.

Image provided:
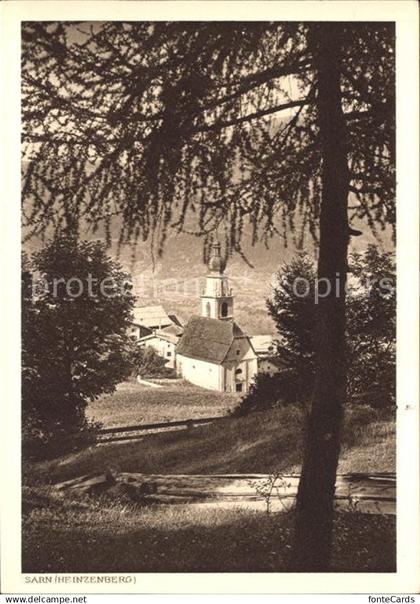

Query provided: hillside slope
[31,405,395,485]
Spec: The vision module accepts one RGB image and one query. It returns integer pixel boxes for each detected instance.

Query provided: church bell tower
[201,236,234,320]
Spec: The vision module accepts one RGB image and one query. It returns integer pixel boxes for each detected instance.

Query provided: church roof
[176,315,245,364]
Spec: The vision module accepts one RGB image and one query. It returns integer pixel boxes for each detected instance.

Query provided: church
[176,238,258,393]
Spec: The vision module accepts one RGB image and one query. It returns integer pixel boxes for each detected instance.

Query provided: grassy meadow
[23,380,396,573]
[22,485,395,573]
[87,379,238,428]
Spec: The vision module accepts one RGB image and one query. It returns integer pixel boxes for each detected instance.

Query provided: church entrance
[235,367,245,393]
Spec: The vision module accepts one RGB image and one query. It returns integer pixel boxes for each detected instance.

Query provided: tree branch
[193,98,312,134]
[204,58,312,111]
[349,184,381,196]
[344,105,394,123]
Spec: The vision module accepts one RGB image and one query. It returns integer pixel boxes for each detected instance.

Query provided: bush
[233,371,303,417]
[128,345,176,379]
[22,413,101,461]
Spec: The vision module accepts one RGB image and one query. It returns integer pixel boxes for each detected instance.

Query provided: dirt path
[136,377,162,388]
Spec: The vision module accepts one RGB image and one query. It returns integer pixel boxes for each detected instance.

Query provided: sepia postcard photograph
[1,0,419,596]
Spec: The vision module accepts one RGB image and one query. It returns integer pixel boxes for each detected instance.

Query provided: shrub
[22,412,101,461]
[233,371,303,417]
[128,345,176,379]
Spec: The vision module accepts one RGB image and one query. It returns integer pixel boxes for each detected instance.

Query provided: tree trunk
[290,24,350,571]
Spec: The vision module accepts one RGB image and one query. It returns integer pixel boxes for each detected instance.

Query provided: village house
[176,238,258,393]
[130,305,183,369]
[250,335,284,376]
[129,304,182,339]
[137,323,183,369]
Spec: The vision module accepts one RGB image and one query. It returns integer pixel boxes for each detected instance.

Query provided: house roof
[159,323,183,338]
[250,335,277,356]
[176,315,245,364]
[137,323,183,346]
[132,305,172,329]
[168,314,183,328]
[139,332,177,346]
[265,356,286,368]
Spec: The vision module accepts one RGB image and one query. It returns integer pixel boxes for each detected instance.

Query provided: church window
[221,301,228,317]
[235,368,243,375]
[236,383,243,393]
[167,351,172,357]
[236,349,240,355]
[206,302,211,317]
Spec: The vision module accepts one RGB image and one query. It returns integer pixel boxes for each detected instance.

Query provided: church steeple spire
[201,234,234,320]
[208,232,223,274]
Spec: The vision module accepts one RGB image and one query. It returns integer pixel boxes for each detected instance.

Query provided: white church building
[176,238,258,393]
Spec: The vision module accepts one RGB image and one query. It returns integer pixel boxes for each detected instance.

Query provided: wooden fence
[97,415,225,443]
[55,471,396,515]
